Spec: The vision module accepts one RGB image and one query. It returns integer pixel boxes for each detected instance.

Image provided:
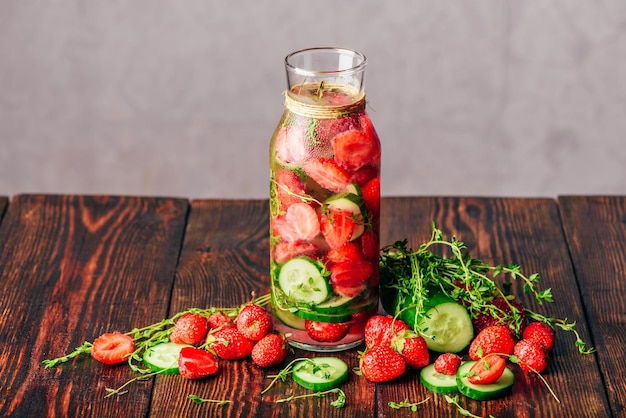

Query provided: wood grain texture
[151,199,376,418]
[0,195,188,417]
[0,196,618,417]
[377,197,610,417]
[559,196,626,418]
[151,199,272,418]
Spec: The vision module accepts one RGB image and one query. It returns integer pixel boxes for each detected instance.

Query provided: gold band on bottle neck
[284,90,366,119]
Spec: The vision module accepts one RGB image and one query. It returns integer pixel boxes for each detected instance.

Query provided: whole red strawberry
[170,313,209,345]
[251,333,289,367]
[304,320,351,342]
[522,321,555,351]
[359,344,406,382]
[208,311,234,330]
[472,297,527,338]
[469,325,515,360]
[236,304,273,342]
[392,331,430,369]
[178,347,219,379]
[434,353,463,376]
[514,338,549,373]
[364,315,410,348]
[207,328,254,360]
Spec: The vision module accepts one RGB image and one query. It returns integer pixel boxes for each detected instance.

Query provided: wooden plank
[0,195,189,417]
[559,195,626,417]
[150,199,377,418]
[377,197,609,417]
[0,196,7,221]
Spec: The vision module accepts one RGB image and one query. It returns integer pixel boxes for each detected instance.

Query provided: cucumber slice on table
[278,257,330,305]
[419,364,459,394]
[292,357,349,391]
[143,342,191,374]
[456,361,515,401]
[405,294,473,353]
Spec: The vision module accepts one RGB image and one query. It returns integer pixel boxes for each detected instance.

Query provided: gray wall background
[1,1,625,199]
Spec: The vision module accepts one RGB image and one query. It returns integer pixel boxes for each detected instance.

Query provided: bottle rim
[285,47,367,77]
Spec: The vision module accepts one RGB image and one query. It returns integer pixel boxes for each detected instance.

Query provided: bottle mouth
[285,47,367,77]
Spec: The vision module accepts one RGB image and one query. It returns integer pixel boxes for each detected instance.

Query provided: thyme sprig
[445,395,495,418]
[188,394,231,406]
[276,388,346,408]
[388,397,430,412]
[43,293,271,372]
[379,223,593,354]
[261,358,347,409]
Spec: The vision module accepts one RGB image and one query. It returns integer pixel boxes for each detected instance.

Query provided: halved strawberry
[91,332,134,365]
[178,347,219,379]
[319,208,355,249]
[273,169,308,210]
[302,158,350,193]
[332,130,381,172]
[274,125,308,167]
[273,241,319,264]
[284,202,320,241]
[468,354,506,385]
[329,259,373,288]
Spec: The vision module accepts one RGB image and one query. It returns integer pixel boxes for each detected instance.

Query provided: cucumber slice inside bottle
[143,342,191,374]
[278,257,330,305]
[343,182,362,196]
[419,364,459,394]
[292,357,349,391]
[312,294,361,314]
[456,361,515,401]
[293,309,352,323]
[271,291,306,330]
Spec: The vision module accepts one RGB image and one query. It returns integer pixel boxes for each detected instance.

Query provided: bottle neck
[284,83,366,119]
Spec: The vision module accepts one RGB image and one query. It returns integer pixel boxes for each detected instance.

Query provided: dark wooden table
[0,195,624,417]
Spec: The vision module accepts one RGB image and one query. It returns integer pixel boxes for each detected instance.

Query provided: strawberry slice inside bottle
[285,202,320,241]
[330,259,373,288]
[320,208,355,249]
[332,129,381,172]
[303,158,350,193]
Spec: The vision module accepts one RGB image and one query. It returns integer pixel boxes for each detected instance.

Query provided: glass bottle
[269,47,381,351]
